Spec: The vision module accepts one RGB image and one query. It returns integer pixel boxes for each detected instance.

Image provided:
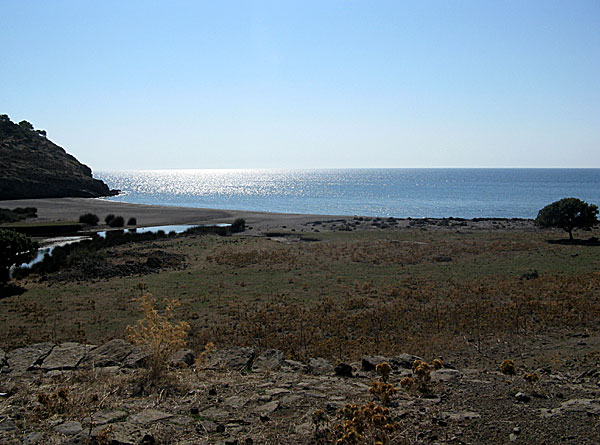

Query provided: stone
[168,416,194,425]
[6,343,54,374]
[389,353,423,370]
[225,395,249,409]
[431,369,462,382]
[361,355,388,371]
[542,399,600,417]
[21,432,43,444]
[254,400,279,415]
[129,409,173,424]
[281,359,307,373]
[210,347,255,371]
[515,392,531,403]
[197,420,221,433]
[41,342,91,371]
[308,357,334,375]
[170,348,195,367]
[0,348,7,371]
[440,411,481,421]
[265,388,290,397]
[334,363,353,377]
[82,339,143,368]
[199,407,230,421]
[92,422,144,445]
[253,349,286,371]
[0,417,17,431]
[92,410,128,426]
[53,420,83,435]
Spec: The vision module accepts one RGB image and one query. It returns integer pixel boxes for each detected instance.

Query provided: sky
[1,1,599,170]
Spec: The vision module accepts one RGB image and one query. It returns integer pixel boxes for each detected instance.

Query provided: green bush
[108,216,125,228]
[79,213,100,225]
[127,217,137,226]
[231,218,246,233]
[0,229,38,282]
[105,214,115,225]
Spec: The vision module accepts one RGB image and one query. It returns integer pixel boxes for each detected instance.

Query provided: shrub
[230,218,246,233]
[104,214,115,225]
[126,292,190,379]
[127,217,137,226]
[0,229,38,282]
[108,216,125,228]
[79,213,99,225]
[535,198,598,240]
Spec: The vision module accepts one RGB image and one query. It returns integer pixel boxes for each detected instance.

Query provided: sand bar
[0,197,345,233]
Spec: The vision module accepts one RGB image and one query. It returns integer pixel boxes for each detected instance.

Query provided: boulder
[129,409,173,424]
[83,339,146,368]
[308,357,334,376]
[91,422,144,445]
[389,353,423,370]
[170,349,195,367]
[209,347,255,371]
[92,410,128,426]
[6,343,54,374]
[53,420,83,436]
[0,348,7,372]
[281,359,308,373]
[334,363,353,377]
[361,355,388,372]
[40,342,92,371]
[253,349,286,371]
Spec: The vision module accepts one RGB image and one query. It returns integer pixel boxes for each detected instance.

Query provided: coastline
[0,196,536,235]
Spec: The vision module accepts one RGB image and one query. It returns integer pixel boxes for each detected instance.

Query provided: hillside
[0,115,117,200]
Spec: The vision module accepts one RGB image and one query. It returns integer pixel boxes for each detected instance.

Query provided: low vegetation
[0,228,37,283]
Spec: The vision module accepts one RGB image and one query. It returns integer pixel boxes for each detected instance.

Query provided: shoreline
[0,197,536,235]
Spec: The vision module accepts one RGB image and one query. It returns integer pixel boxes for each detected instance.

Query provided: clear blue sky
[2,1,599,170]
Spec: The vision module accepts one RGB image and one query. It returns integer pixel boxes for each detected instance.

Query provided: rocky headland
[0,115,117,200]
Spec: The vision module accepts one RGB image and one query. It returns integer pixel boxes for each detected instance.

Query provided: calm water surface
[96,169,600,219]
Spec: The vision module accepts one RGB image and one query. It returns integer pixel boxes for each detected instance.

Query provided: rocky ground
[1,333,599,445]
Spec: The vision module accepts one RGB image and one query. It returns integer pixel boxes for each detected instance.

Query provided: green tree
[18,120,34,132]
[535,198,599,240]
[0,229,38,282]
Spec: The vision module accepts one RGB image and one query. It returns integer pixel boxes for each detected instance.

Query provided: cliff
[0,115,118,200]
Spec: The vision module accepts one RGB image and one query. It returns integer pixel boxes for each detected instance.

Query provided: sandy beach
[0,197,346,233]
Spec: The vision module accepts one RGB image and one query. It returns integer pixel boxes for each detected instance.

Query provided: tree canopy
[0,229,38,282]
[535,198,598,240]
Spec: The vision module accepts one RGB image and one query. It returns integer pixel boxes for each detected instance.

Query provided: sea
[96,169,600,220]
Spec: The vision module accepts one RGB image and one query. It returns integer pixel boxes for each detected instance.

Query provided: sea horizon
[96,168,600,220]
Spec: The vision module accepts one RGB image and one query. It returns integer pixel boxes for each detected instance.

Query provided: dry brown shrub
[126,292,190,379]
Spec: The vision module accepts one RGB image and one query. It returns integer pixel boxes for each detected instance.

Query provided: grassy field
[2,223,599,364]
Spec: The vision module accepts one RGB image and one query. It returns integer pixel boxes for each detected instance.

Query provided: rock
[225,395,249,409]
[6,343,54,374]
[92,422,144,445]
[515,392,531,403]
[431,369,462,382]
[389,353,423,370]
[281,359,307,373]
[543,399,600,417]
[129,409,173,424]
[210,347,255,371]
[334,363,353,377]
[254,401,279,415]
[168,416,194,425]
[253,349,286,371]
[54,420,83,436]
[361,355,388,371]
[0,417,17,431]
[265,388,290,397]
[308,357,334,375]
[21,432,42,444]
[170,349,195,367]
[0,348,7,371]
[199,407,230,421]
[295,421,313,435]
[83,339,147,368]
[41,342,91,371]
[92,410,128,425]
[122,348,149,368]
[197,420,221,433]
[440,411,481,421]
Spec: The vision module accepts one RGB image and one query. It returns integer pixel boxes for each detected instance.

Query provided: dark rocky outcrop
[0,114,118,200]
